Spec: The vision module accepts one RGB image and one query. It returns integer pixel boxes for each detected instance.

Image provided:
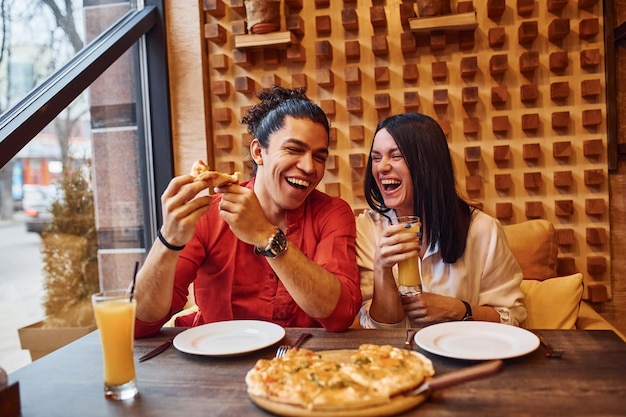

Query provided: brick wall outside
[84,0,146,291]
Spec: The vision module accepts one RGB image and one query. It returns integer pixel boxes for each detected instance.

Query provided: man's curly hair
[241,85,330,175]
[241,86,309,134]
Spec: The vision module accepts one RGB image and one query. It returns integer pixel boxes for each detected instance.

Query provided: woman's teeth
[381,179,401,190]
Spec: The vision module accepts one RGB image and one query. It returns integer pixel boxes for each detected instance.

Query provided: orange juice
[396,216,422,295]
[93,297,136,386]
[398,251,420,287]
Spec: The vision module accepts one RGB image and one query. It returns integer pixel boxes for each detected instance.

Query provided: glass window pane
[0,1,153,374]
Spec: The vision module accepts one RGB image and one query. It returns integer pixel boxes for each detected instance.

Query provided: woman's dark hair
[241,86,330,175]
[364,113,473,263]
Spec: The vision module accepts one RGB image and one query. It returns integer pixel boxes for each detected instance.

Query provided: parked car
[22,184,57,234]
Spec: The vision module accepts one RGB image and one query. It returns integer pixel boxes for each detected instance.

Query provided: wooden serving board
[247,349,430,417]
[249,393,429,417]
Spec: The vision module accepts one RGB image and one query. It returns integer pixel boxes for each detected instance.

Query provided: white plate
[414,321,539,360]
[173,320,285,356]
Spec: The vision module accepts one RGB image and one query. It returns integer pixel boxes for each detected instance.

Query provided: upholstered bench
[503,219,625,340]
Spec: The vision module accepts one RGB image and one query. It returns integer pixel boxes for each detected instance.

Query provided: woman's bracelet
[157,229,186,251]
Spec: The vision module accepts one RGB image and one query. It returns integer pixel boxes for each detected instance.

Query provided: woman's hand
[159,175,212,247]
[375,222,421,268]
[368,223,424,324]
[400,292,466,326]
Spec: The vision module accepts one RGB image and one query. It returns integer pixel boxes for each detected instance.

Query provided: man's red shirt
[135,179,361,337]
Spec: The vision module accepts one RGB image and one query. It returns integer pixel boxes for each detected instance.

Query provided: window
[0,1,170,373]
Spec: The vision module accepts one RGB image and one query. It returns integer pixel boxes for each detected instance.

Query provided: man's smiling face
[253,116,329,212]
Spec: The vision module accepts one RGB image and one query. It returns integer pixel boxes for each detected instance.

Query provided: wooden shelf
[234,31,295,49]
[409,12,478,33]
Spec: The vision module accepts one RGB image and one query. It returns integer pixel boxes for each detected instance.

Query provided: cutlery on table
[410,359,504,396]
[404,329,416,350]
[139,338,174,362]
[531,330,564,358]
[275,332,312,358]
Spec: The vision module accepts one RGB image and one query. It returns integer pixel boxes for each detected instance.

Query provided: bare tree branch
[35,0,87,165]
[39,0,83,53]
[0,0,7,65]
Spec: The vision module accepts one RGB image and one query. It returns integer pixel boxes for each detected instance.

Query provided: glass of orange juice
[395,215,422,297]
[92,290,138,400]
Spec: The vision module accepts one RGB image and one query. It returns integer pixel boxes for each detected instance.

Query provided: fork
[533,330,564,358]
[275,332,312,358]
[404,329,416,350]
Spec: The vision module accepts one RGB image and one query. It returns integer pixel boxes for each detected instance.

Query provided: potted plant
[19,161,99,360]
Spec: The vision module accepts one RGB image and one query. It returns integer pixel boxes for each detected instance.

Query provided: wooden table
[8,327,626,416]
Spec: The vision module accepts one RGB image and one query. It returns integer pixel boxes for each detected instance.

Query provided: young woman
[357,113,526,328]
[134,86,361,337]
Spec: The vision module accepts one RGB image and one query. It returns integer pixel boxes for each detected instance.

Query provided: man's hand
[159,175,212,247]
[216,184,274,248]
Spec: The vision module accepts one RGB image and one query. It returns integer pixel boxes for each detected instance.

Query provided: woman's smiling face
[253,116,329,212]
[370,128,414,217]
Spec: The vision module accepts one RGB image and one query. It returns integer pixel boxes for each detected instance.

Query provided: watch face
[269,228,288,257]
[256,227,288,258]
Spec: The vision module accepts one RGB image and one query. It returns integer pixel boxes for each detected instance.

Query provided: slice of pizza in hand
[190,160,241,187]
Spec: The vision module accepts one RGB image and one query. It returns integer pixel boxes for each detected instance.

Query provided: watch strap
[461,300,474,321]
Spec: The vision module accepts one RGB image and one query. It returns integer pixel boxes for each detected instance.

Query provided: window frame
[0,1,173,241]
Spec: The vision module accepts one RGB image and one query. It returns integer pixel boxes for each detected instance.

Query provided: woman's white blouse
[356,209,527,328]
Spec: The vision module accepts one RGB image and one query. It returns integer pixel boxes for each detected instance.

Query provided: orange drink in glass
[395,216,422,296]
[92,290,138,400]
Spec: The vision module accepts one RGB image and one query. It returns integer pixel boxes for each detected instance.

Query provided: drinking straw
[129,261,139,302]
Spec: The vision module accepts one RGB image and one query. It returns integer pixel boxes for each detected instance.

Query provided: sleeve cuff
[359,304,408,329]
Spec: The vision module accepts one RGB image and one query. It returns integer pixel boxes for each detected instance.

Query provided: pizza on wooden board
[245,344,435,412]
[189,159,241,187]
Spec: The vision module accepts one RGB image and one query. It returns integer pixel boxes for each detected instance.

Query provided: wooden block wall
[201,0,610,296]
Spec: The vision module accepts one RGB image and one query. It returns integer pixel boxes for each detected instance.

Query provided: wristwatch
[254,226,288,258]
[461,300,474,321]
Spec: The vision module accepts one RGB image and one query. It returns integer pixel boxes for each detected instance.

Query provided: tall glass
[395,216,423,296]
[92,290,138,400]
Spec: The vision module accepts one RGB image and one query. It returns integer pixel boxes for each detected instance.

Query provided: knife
[139,338,174,362]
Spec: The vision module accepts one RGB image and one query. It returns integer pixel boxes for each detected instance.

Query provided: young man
[134,87,361,337]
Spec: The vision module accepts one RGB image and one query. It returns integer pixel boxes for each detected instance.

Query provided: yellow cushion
[503,220,558,280]
[520,273,584,329]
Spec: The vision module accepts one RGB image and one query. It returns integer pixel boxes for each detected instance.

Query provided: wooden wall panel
[166,0,626,333]
[166,0,626,332]
[165,0,212,175]
[605,0,626,333]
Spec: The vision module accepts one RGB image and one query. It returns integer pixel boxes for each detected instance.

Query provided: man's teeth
[287,178,310,188]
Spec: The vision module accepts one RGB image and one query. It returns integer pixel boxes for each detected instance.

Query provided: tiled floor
[0,215,45,375]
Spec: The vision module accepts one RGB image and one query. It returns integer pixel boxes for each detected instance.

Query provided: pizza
[189,159,241,186]
[341,344,434,399]
[245,344,434,411]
